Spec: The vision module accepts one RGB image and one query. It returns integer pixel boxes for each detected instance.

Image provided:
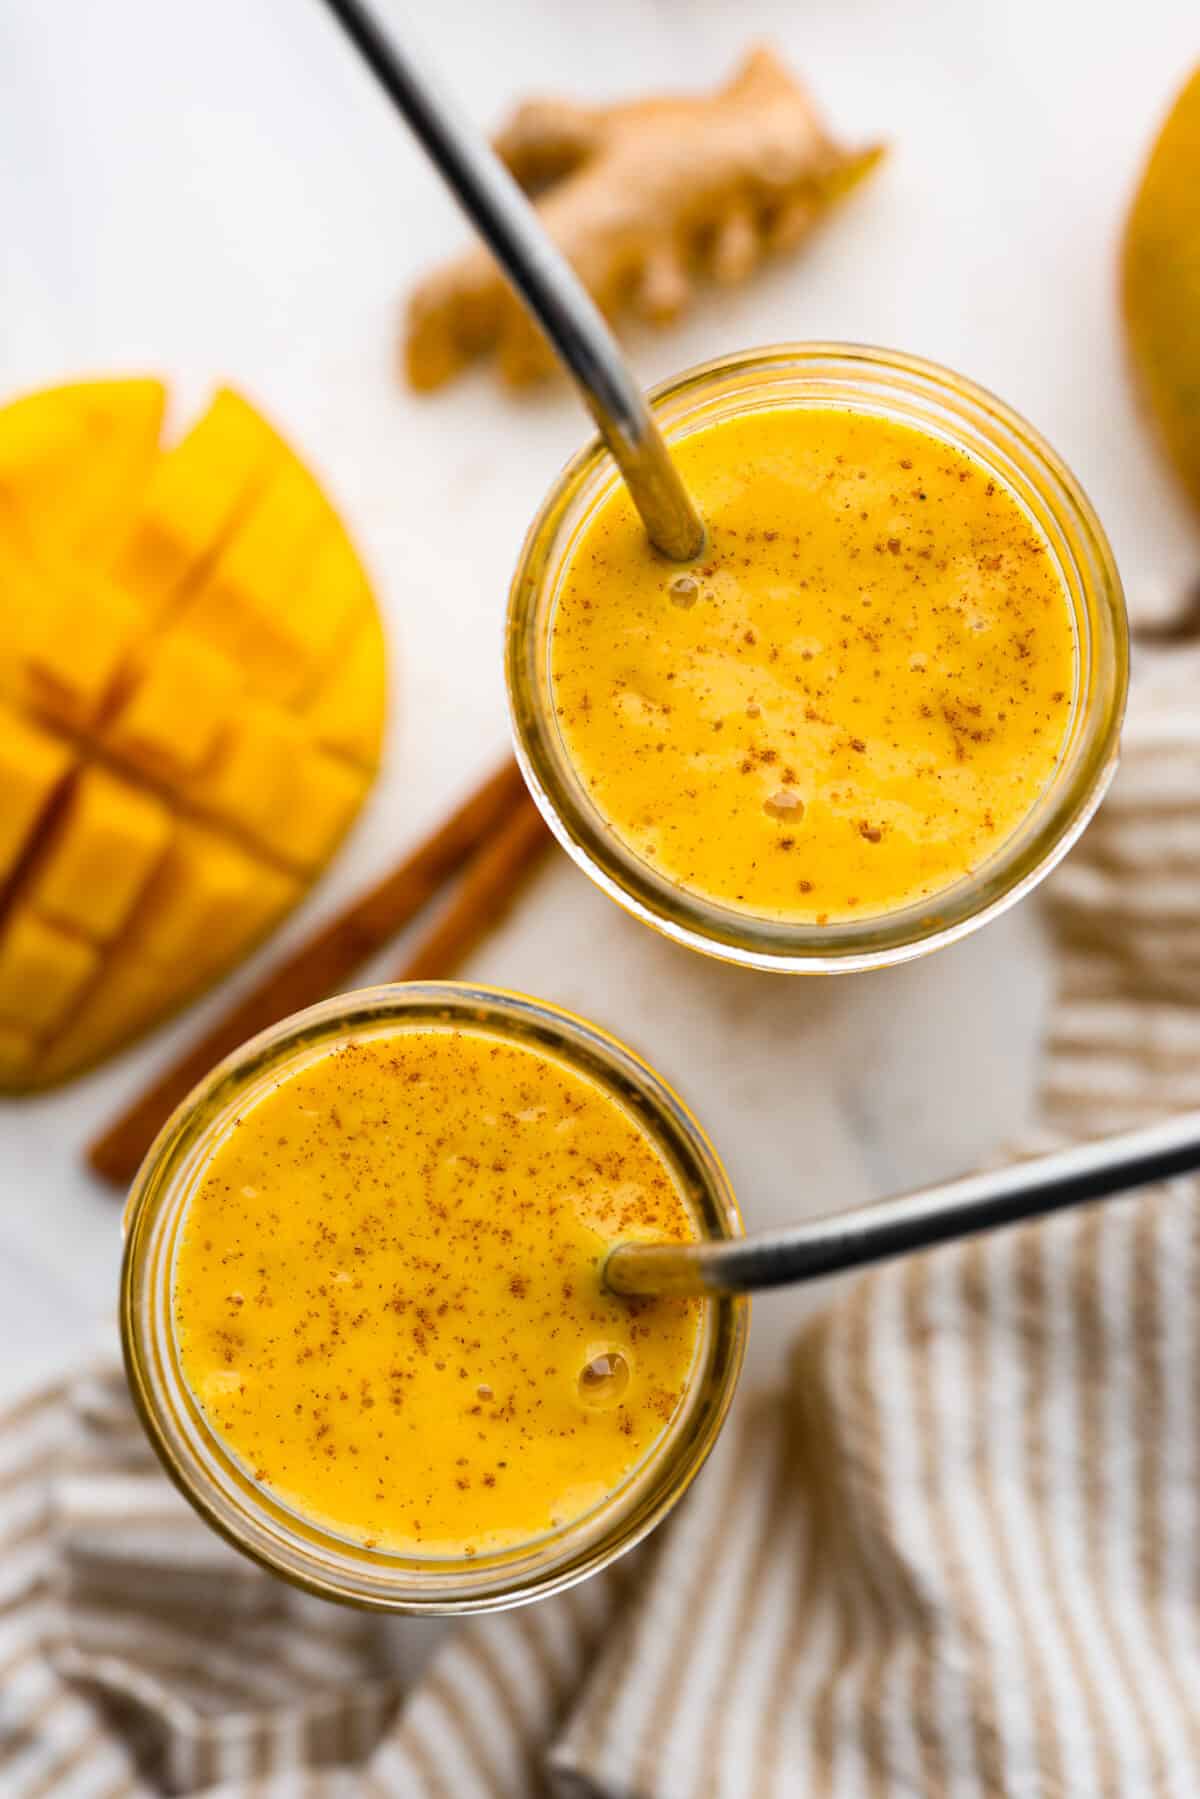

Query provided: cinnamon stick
[393,789,551,981]
[88,758,530,1187]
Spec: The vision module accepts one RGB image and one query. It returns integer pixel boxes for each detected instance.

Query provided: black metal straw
[317,0,705,561]
[606,1110,1200,1296]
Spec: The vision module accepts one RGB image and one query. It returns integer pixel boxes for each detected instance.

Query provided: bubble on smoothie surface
[578,1350,631,1407]
[667,573,700,608]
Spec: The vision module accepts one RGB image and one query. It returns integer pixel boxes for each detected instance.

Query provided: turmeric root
[403,46,883,390]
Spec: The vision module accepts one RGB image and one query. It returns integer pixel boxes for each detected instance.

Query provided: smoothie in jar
[509,346,1126,972]
[171,1019,704,1558]
[548,405,1077,925]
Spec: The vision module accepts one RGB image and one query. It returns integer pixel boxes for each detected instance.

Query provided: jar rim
[506,341,1129,972]
[120,981,747,1613]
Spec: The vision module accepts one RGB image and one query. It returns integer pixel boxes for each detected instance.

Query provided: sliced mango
[0,376,388,1089]
[0,913,98,1034]
[307,606,388,770]
[287,526,375,701]
[33,941,185,1090]
[1123,65,1200,517]
[70,379,166,559]
[0,707,74,883]
[0,377,165,555]
[106,631,244,780]
[178,457,331,702]
[24,567,143,730]
[130,824,298,975]
[30,768,173,942]
[257,745,367,871]
[113,387,280,613]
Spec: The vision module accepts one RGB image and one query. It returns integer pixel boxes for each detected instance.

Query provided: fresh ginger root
[403,47,883,390]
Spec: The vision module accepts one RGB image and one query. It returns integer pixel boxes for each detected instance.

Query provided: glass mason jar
[121,982,747,1614]
[507,343,1129,973]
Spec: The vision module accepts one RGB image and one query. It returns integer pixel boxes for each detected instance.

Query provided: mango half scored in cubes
[0,379,388,1089]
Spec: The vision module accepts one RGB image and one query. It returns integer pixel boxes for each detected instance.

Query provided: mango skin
[1123,65,1200,519]
[0,378,388,1089]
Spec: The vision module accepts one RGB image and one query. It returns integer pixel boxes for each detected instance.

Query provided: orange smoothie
[549,405,1077,922]
[172,1024,702,1557]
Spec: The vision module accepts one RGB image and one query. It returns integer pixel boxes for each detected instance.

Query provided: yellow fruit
[0,377,387,1088]
[1123,65,1200,517]
[0,378,164,557]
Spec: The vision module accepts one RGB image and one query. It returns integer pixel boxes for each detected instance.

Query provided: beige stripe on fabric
[18,1724,118,1799]
[647,1403,787,1797]
[368,1730,455,1799]
[559,1558,658,1773]
[598,1428,747,1794]
[959,1240,1059,1789]
[754,1315,835,1797]
[856,1263,943,1799]
[674,1394,807,1797]
[1128,1197,1200,1782]
[0,1385,70,1438]
[1034,1209,1123,1799]
[841,1278,933,1799]
[985,1228,1098,1786]
[383,1656,503,1797]
[1077,1206,1171,1791]
[644,1415,779,1793]
[1,1682,135,1799]
[938,1242,1036,1793]
[810,1297,893,1799]
[472,1623,553,1796]
[904,1252,994,1795]
[1101,1194,1200,1795]
[1152,1183,1200,1765]
[451,1627,541,1795]
[691,1408,790,1799]
[514,1597,575,1716]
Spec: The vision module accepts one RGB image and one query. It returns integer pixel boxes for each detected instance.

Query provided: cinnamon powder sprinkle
[173,1026,702,1559]
[549,405,1076,925]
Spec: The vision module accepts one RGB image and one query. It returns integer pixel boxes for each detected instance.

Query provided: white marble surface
[1,0,1196,1406]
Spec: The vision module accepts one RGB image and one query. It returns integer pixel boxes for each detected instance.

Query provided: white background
[1,0,1197,1402]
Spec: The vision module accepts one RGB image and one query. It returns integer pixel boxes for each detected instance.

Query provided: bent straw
[317,0,705,561]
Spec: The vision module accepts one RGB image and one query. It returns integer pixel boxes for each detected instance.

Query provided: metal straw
[605,1110,1200,1297]
[318,0,706,562]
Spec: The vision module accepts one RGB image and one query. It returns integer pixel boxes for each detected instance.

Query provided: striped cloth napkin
[3,633,1199,1798]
